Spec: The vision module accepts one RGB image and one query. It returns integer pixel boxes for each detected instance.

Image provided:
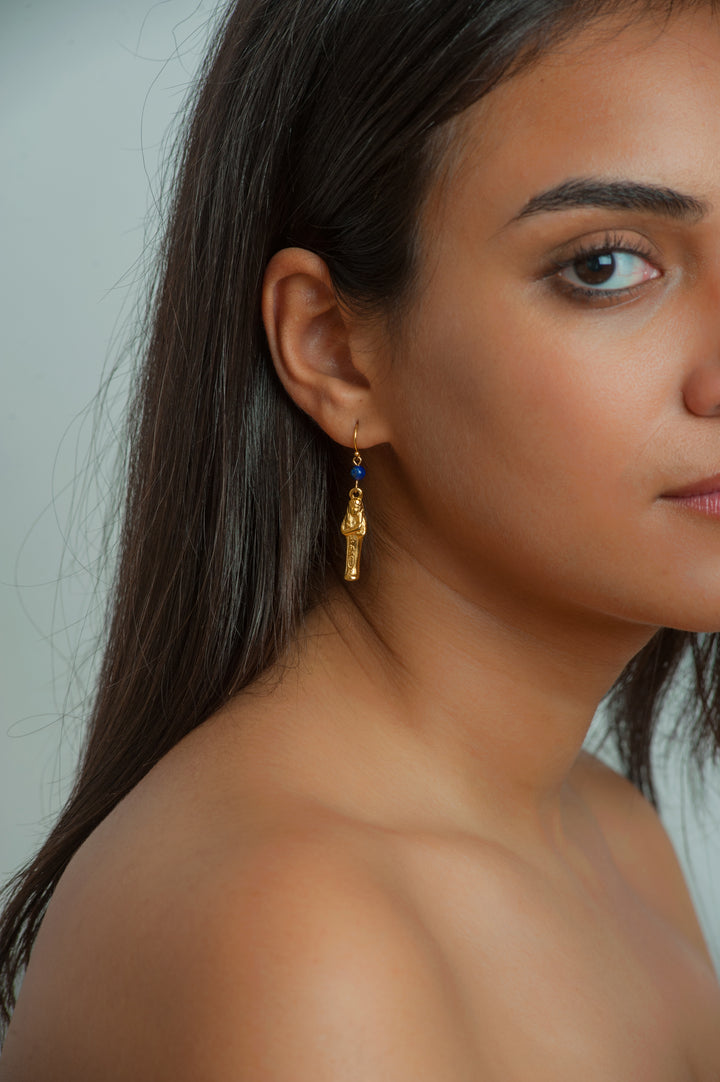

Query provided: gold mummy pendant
[341,487,366,581]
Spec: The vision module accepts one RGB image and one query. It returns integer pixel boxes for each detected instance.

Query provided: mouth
[660,471,720,517]
[662,471,720,499]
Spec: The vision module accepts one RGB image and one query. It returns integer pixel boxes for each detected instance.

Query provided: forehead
[427,7,720,227]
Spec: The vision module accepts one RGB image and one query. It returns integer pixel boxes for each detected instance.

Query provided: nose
[682,362,720,417]
[681,269,720,417]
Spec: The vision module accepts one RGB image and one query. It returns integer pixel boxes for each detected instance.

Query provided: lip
[662,471,720,499]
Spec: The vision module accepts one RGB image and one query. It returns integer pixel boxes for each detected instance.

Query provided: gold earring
[341,421,367,581]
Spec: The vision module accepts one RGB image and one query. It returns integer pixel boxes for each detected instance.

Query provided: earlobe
[261,247,391,448]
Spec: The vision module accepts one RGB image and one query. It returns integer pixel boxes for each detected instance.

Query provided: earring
[341,420,367,581]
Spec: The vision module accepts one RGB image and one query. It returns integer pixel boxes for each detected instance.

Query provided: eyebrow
[510,178,710,224]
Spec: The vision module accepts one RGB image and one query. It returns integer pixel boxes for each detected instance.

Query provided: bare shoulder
[571,750,714,970]
[157,833,477,1080]
[3,801,476,1081]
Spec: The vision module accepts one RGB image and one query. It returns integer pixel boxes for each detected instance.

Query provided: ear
[261,247,392,448]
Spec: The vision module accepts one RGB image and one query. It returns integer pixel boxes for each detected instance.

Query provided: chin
[665,618,720,635]
[636,602,720,636]
[651,583,720,634]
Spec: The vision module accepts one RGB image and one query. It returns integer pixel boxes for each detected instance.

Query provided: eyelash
[547,230,660,303]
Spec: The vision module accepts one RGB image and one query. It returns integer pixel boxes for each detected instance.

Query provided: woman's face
[375,7,720,634]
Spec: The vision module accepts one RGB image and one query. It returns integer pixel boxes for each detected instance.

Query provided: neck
[264,544,658,847]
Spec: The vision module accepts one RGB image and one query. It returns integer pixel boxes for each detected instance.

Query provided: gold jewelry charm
[341,421,367,581]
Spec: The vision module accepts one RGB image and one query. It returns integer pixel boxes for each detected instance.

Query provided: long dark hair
[1,0,718,1039]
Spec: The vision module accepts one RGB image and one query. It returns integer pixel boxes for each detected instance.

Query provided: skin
[3,7,720,1081]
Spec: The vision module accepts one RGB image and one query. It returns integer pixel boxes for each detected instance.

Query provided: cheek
[397,293,652,527]
[385,280,678,611]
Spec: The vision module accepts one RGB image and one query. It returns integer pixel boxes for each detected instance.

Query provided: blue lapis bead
[350,465,366,481]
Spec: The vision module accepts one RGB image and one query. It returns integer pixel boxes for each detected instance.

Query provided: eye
[558,246,661,295]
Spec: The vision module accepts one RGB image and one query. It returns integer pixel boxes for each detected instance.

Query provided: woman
[1,0,720,1075]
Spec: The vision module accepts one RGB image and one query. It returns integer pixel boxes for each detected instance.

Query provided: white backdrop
[1,0,719,973]
[1,0,215,881]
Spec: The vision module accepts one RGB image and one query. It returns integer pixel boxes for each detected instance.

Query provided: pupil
[576,252,615,285]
